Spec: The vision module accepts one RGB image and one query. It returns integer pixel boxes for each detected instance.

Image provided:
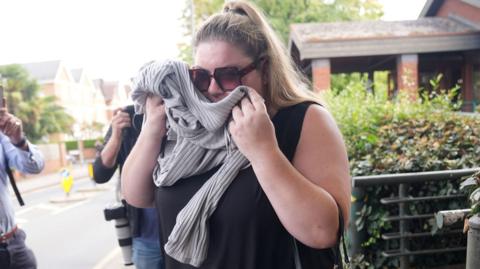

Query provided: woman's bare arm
[121,96,167,208]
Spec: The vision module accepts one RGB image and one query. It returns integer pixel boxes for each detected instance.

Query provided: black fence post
[348,186,366,257]
[399,183,409,269]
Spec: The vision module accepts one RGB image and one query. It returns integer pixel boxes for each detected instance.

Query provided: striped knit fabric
[131,60,249,267]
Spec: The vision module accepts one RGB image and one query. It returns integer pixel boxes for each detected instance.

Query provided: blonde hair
[193,0,321,110]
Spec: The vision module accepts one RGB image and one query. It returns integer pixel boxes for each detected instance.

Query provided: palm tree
[0,64,74,143]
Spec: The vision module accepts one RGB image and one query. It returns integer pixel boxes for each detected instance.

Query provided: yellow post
[60,168,74,196]
[88,162,94,179]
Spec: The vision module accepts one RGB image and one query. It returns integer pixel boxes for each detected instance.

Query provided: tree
[0,64,74,142]
[178,0,383,63]
[254,0,383,42]
[178,0,226,64]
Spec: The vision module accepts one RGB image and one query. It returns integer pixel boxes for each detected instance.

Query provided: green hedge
[65,140,78,151]
[324,80,480,268]
[64,138,103,150]
[83,139,101,149]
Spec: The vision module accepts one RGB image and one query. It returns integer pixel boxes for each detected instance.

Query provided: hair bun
[224,6,247,16]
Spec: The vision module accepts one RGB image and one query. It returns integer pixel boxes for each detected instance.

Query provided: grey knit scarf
[131,59,249,267]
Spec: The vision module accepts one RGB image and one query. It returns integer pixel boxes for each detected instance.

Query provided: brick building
[22,60,109,138]
[289,0,480,111]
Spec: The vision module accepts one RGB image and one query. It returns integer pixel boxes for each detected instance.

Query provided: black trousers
[0,229,36,269]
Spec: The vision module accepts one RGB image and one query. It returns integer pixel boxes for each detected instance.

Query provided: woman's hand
[121,95,167,208]
[144,94,167,139]
[228,88,278,162]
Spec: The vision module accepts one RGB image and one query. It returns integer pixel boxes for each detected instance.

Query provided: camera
[104,201,133,266]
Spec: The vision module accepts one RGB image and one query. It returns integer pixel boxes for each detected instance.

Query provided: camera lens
[104,203,133,266]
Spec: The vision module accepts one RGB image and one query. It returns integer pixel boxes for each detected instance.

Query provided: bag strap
[5,154,25,206]
[293,204,350,269]
[293,237,302,269]
[337,205,350,266]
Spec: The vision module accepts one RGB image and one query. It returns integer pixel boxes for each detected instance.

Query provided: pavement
[17,163,93,195]
[15,162,135,269]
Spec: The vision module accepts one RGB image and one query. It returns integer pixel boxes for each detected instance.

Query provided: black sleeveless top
[155,102,337,269]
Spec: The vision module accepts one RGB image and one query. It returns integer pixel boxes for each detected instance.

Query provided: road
[12,171,132,269]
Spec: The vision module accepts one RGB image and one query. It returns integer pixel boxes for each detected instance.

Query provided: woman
[122,1,351,268]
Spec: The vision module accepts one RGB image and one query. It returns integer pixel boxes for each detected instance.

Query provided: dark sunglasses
[189,59,261,92]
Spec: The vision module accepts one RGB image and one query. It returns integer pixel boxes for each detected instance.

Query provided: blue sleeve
[1,134,45,174]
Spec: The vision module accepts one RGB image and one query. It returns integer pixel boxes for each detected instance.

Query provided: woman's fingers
[232,89,266,124]
[146,95,164,109]
[228,89,275,162]
[240,96,254,114]
[231,105,243,122]
[247,88,266,111]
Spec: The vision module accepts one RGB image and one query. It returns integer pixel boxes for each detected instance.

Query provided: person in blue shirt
[0,104,45,269]
[93,105,163,269]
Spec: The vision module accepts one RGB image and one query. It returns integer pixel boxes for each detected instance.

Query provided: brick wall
[312,59,331,92]
[397,54,419,100]
[436,0,480,24]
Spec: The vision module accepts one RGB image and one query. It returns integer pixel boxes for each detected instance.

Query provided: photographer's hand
[0,97,27,150]
[101,107,131,168]
[111,108,132,142]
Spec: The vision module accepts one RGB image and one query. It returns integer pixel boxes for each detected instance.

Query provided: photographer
[0,97,45,269]
[93,105,163,269]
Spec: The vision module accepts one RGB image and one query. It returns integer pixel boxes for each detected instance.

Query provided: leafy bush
[64,139,103,150]
[83,138,102,149]
[323,79,480,268]
[460,171,480,216]
[65,140,78,151]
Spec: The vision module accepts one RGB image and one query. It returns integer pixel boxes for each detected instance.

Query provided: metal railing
[349,168,479,269]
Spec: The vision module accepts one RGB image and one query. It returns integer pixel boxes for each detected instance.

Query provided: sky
[380,0,427,21]
[0,0,427,81]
